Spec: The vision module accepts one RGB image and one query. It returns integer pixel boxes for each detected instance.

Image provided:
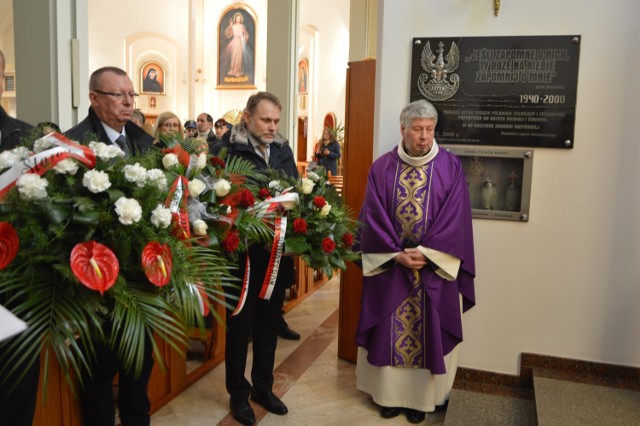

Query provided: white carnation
[188,178,206,198]
[300,178,315,194]
[146,169,167,190]
[114,197,142,225]
[150,204,172,229]
[162,153,179,169]
[123,163,148,187]
[192,219,208,236]
[0,151,20,170]
[53,158,79,175]
[12,146,32,160]
[320,202,332,217]
[89,141,125,160]
[34,139,55,153]
[82,169,111,193]
[16,173,48,201]
[213,178,231,197]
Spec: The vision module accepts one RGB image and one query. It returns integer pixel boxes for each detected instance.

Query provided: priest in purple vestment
[355,99,475,423]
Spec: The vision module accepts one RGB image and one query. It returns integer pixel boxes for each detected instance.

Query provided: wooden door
[338,59,376,362]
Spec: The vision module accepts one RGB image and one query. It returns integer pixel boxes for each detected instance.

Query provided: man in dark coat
[212,92,298,425]
[0,48,39,426]
[65,66,154,426]
[0,50,33,151]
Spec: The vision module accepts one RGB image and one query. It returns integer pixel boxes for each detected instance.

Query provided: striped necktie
[115,135,130,156]
[256,143,269,163]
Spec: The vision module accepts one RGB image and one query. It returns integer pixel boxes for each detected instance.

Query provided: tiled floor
[150,275,446,425]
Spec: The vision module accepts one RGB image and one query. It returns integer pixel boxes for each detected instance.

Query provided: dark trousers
[0,343,40,426]
[79,335,154,426]
[225,247,290,402]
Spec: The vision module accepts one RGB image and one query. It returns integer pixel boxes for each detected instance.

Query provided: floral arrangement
[0,133,240,385]
[260,167,359,277]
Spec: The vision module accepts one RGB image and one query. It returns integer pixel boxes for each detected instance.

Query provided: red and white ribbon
[0,132,96,200]
[258,215,287,300]
[230,254,251,317]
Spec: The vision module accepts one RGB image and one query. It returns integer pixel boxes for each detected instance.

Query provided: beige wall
[376,0,640,374]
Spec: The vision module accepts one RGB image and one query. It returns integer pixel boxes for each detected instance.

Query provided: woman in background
[153,111,183,145]
[314,127,341,176]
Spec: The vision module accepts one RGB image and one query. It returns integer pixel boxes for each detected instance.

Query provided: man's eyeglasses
[93,90,139,100]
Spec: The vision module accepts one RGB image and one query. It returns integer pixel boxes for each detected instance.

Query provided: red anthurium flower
[321,237,336,253]
[70,241,119,295]
[0,222,19,270]
[141,242,173,287]
[313,196,327,209]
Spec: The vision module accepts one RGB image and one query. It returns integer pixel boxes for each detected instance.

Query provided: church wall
[376,0,640,374]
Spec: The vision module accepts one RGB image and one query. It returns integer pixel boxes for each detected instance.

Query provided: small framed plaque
[443,145,533,222]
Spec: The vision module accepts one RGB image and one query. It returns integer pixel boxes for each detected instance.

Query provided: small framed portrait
[140,62,165,95]
[218,5,257,89]
[298,58,309,95]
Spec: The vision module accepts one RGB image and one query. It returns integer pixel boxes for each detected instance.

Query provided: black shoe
[406,409,426,423]
[279,319,301,340]
[380,406,402,418]
[435,400,449,412]
[250,390,288,415]
[230,399,256,425]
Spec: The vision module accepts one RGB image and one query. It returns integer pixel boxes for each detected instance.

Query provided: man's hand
[394,247,427,271]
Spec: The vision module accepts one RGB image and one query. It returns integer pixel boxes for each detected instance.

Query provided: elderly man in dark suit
[65,66,155,426]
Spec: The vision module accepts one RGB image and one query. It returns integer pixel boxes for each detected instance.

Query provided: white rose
[300,178,315,194]
[82,169,111,193]
[320,202,332,217]
[196,153,207,170]
[150,204,172,229]
[114,197,142,225]
[213,178,231,197]
[123,163,148,187]
[0,151,21,170]
[53,158,79,175]
[192,219,208,236]
[146,169,167,190]
[281,200,297,211]
[162,153,179,169]
[188,178,206,198]
[16,173,48,200]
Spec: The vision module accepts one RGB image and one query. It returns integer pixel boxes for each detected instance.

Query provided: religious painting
[140,62,165,95]
[217,5,257,89]
[298,58,309,94]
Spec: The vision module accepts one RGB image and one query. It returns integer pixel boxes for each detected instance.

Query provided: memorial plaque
[410,35,580,149]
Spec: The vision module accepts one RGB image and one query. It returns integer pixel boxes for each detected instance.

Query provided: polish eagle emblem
[417,41,460,101]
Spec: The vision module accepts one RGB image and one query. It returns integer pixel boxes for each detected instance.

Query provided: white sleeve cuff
[417,246,461,281]
[362,252,399,276]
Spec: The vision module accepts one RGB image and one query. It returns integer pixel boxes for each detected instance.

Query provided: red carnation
[210,156,226,168]
[342,232,354,247]
[321,237,336,253]
[258,188,270,199]
[313,196,327,209]
[293,218,308,234]
[238,188,255,207]
[222,230,240,252]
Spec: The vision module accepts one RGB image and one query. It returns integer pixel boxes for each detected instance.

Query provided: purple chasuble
[356,146,475,374]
